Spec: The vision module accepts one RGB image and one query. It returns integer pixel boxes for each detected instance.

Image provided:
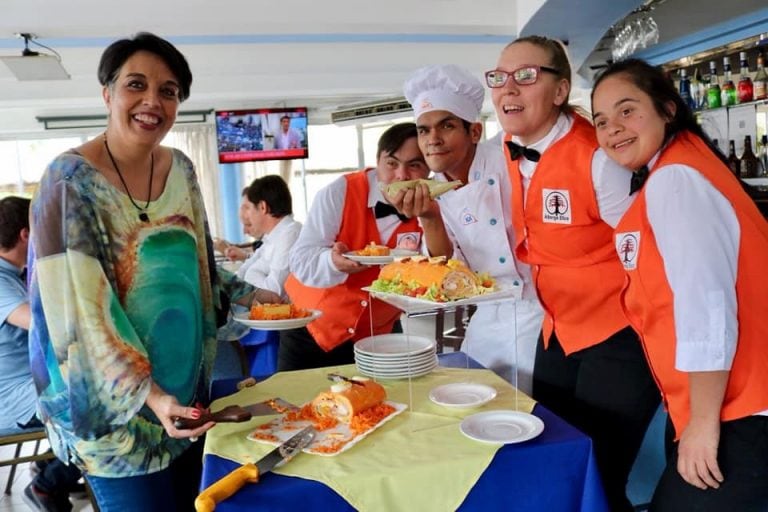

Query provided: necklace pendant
[139,212,149,223]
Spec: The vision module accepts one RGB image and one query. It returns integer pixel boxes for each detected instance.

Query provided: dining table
[200,352,609,512]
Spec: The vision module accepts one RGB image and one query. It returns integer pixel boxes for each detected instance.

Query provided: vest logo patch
[461,208,478,225]
[396,232,421,251]
[615,231,640,270]
[542,188,571,224]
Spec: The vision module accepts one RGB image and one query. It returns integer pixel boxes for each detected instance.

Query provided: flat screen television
[214,107,308,163]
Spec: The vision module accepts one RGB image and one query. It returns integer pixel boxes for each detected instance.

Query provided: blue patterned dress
[28,148,250,477]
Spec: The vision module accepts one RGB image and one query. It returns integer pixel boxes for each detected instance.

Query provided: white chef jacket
[237,215,302,298]
[428,141,544,394]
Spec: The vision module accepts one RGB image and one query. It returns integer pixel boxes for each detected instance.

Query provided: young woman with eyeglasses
[487,35,660,512]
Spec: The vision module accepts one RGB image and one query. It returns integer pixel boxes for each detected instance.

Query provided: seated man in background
[234,175,301,298]
[281,123,429,370]
[0,196,82,512]
[396,65,544,394]
[216,176,301,374]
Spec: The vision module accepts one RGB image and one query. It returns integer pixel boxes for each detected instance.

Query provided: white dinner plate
[356,356,438,374]
[233,309,322,331]
[354,353,435,368]
[460,411,544,444]
[429,383,497,409]
[356,360,438,379]
[354,334,435,358]
[342,249,419,266]
[361,285,522,314]
[249,401,407,456]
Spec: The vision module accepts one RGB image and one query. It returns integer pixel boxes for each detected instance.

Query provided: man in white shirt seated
[234,175,301,298]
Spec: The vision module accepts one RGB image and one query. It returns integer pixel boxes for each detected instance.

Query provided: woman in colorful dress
[28,33,275,510]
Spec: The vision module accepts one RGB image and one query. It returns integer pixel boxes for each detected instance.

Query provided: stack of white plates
[354,334,438,379]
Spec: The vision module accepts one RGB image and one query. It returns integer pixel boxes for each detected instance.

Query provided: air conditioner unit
[331,98,413,125]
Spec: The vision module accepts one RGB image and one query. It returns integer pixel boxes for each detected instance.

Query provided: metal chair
[0,427,54,495]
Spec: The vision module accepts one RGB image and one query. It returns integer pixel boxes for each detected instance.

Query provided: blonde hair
[505,35,586,119]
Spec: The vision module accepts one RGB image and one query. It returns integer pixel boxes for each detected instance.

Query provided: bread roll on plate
[311,378,386,423]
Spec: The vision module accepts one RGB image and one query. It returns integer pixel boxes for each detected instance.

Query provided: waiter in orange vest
[281,123,429,370]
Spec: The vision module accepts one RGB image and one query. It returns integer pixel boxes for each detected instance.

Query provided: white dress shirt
[644,162,740,372]
[514,113,635,228]
[236,215,302,298]
[289,169,405,288]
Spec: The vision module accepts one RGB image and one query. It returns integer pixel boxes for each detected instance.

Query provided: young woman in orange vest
[592,58,768,512]
[488,36,660,511]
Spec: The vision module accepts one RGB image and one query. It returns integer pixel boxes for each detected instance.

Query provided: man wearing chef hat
[393,64,543,394]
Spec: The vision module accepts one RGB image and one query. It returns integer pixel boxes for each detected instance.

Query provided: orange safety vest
[615,131,768,438]
[505,115,629,353]
[284,169,422,351]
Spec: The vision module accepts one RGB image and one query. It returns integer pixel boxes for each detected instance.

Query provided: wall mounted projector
[0,33,70,81]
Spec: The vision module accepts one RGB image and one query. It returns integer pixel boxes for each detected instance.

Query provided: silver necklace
[103,136,153,222]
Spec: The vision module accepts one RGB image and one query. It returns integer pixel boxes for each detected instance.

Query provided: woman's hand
[677,371,729,490]
[146,381,214,440]
[677,416,723,489]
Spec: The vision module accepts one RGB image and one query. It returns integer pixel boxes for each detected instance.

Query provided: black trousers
[278,327,356,371]
[532,327,660,512]
[650,415,768,512]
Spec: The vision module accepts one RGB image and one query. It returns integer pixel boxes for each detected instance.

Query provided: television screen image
[215,107,308,163]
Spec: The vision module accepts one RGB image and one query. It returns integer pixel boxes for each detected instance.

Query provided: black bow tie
[252,239,263,250]
[506,141,541,163]
[629,166,650,195]
[374,201,408,222]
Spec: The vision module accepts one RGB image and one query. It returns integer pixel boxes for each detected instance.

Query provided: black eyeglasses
[484,65,560,88]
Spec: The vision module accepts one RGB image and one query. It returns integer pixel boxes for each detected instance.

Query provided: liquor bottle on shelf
[759,135,768,177]
[727,140,740,177]
[754,53,767,101]
[692,67,706,109]
[740,135,759,179]
[737,52,754,103]
[721,56,737,107]
[707,61,722,109]
[679,69,694,109]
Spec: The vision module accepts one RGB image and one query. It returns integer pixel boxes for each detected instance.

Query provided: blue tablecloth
[201,353,609,512]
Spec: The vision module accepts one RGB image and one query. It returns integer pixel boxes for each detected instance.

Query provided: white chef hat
[403,64,485,123]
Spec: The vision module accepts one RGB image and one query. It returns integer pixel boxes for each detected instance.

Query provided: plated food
[381,178,462,199]
[249,376,405,455]
[370,256,495,302]
[233,308,322,330]
[249,303,311,321]
[355,242,391,257]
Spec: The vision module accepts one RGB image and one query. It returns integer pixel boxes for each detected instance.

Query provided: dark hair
[245,175,293,217]
[280,115,291,122]
[591,58,727,166]
[0,196,31,250]
[98,32,192,102]
[506,35,574,115]
[377,122,420,160]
